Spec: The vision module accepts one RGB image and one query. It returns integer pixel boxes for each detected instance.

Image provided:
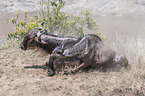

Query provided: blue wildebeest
[20,28,129,76]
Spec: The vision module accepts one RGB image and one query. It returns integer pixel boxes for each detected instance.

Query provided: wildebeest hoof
[47,71,55,76]
[42,65,47,70]
[70,70,75,75]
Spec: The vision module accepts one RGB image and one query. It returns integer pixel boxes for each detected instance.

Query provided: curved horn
[41,21,47,27]
[37,30,48,39]
[34,27,42,30]
[35,30,48,44]
[33,21,47,30]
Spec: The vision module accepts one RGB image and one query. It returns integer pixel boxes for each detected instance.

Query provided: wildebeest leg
[71,62,90,73]
[47,56,55,76]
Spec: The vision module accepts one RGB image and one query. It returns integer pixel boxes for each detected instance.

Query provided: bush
[7,0,98,40]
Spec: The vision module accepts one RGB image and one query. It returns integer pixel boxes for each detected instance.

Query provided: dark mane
[39,30,81,39]
[44,32,58,37]
[43,32,82,39]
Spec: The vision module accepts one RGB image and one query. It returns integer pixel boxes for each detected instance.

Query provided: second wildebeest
[47,34,129,76]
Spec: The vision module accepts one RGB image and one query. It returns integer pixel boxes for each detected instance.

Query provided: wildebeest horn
[37,30,47,38]
[41,21,54,28]
[34,27,42,30]
[41,21,47,27]
[34,30,48,44]
[33,21,47,30]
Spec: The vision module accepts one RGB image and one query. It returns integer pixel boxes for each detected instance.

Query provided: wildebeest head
[20,21,49,50]
[99,52,129,71]
[20,31,37,50]
[112,53,129,71]
[20,30,47,50]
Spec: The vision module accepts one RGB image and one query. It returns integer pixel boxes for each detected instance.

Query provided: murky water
[0,0,145,43]
[1,0,145,16]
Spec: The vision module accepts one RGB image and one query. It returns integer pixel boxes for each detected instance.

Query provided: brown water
[90,14,145,43]
[0,13,145,43]
[1,0,145,43]
[95,15,145,42]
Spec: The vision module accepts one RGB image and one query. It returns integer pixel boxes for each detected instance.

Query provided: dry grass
[0,35,145,96]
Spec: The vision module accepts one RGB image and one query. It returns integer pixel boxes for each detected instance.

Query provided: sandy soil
[0,40,145,96]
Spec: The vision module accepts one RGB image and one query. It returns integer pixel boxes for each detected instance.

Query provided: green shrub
[7,12,42,40]
[7,0,98,40]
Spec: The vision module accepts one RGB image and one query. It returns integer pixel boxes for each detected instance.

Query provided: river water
[0,0,145,43]
[1,0,145,16]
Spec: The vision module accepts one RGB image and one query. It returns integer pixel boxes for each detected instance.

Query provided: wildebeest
[20,28,129,76]
[46,34,129,76]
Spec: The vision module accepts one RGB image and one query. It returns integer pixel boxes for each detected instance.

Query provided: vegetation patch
[7,0,98,40]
